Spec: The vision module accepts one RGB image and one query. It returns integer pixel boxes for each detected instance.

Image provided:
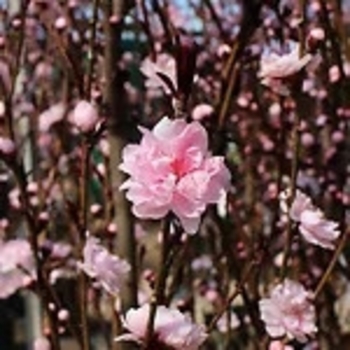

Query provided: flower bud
[0,137,15,155]
[72,100,99,133]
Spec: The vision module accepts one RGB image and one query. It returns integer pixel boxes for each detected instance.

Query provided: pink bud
[27,181,38,193]
[205,289,219,303]
[0,218,9,229]
[309,27,325,41]
[68,0,78,7]
[12,19,22,29]
[55,17,67,30]
[329,65,340,83]
[107,222,117,234]
[217,44,231,57]
[33,337,51,350]
[237,95,249,108]
[332,130,344,143]
[316,114,327,126]
[96,163,106,176]
[90,203,102,214]
[58,309,69,321]
[0,137,15,155]
[39,211,49,221]
[301,132,315,147]
[191,103,214,121]
[269,102,281,116]
[72,100,99,133]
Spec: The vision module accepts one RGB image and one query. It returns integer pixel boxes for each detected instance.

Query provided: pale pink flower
[259,279,317,342]
[78,236,130,295]
[140,54,177,94]
[119,117,231,233]
[259,44,312,95]
[51,242,72,259]
[217,312,240,333]
[71,100,99,133]
[55,16,67,30]
[217,44,231,57]
[8,188,21,209]
[57,309,69,321]
[0,137,15,155]
[191,103,214,121]
[33,337,51,350]
[0,239,36,298]
[116,303,207,349]
[290,190,340,249]
[329,65,340,83]
[38,103,66,132]
[309,28,325,41]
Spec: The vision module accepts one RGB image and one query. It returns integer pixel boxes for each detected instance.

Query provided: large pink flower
[78,236,130,295]
[259,279,317,342]
[0,239,36,299]
[119,117,231,233]
[116,303,207,350]
[290,190,340,249]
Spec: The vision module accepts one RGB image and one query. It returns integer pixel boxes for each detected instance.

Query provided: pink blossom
[259,45,312,95]
[116,303,207,349]
[57,309,69,321]
[259,279,317,342]
[71,100,99,133]
[55,16,67,30]
[217,312,240,333]
[329,65,340,83]
[38,103,66,132]
[309,28,325,41]
[33,337,51,350]
[191,103,214,121]
[119,117,231,233]
[50,242,72,259]
[217,44,231,57]
[140,54,177,94]
[78,236,130,295]
[0,239,36,298]
[0,137,15,155]
[8,188,21,209]
[290,190,340,249]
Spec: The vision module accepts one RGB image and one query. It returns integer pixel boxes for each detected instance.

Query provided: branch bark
[103,1,138,349]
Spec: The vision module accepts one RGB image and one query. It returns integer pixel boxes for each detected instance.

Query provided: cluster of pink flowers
[290,190,340,249]
[116,303,207,349]
[78,236,130,295]
[259,279,317,342]
[119,116,231,233]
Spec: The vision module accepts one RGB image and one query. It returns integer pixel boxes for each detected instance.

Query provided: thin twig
[314,229,349,298]
[207,260,255,333]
